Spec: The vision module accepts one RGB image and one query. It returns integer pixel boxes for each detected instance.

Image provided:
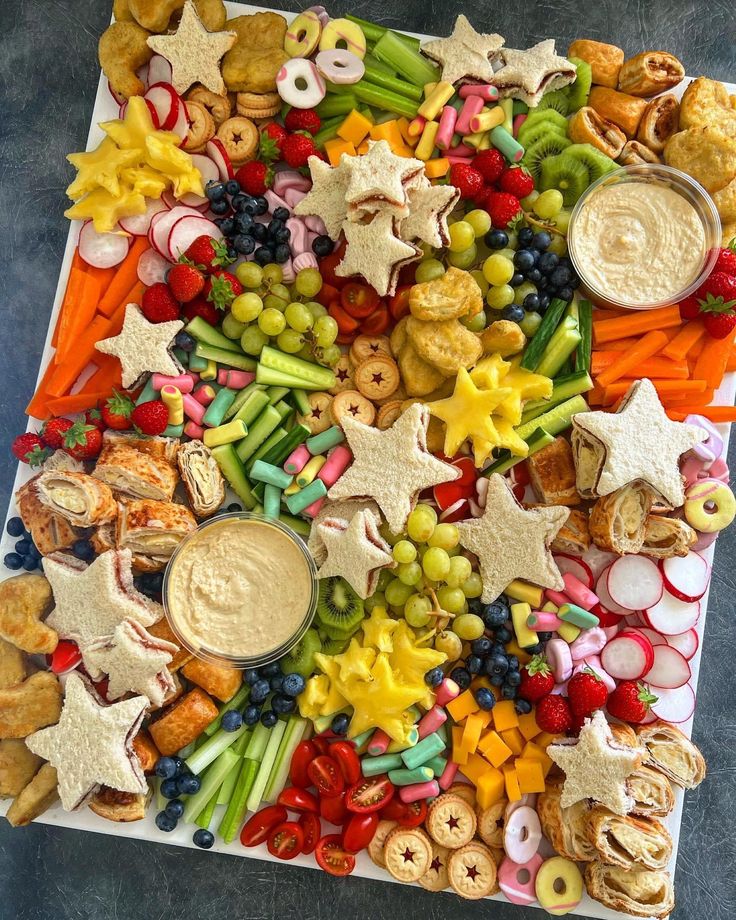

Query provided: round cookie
[447,841,498,900]
[426,793,477,849]
[417,841,450,892]
[368,819,397,869]
[476,800,507,848]
[535,856,583,916]
[383,827,432,882]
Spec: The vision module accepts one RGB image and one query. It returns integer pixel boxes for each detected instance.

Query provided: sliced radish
[644,595,700,636]
[660,553,709,603]
[119,100,128,119]
[607,556,663,611]
[650,682,695,723]
[554,554,593,588]
[625,612,647,627]
[630,627,667,647]
[206,138,234,180]
[645,645,691,689]
[592,604,625,628]
[149,206,203,259]
[600,629,654,680]
[167,215,223,261]
[146,54,173,89]
[144,83,181,132]
[78,221,131,268]
[639,707,659,725]
[583,546,618,578]
[665,629,699,661]
[137,248,170,286]
[118,198,169,236]
[143,97,160,129]
[172,101,191,144]
[596,568,634,617]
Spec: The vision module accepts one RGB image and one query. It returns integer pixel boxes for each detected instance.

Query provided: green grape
[221,312,246,339]
[465,208,492,238]
[294,267,323,298]
[437,586,466,614]
[397,561,422,586]
[445,555,472,588]
[520,190,539,210]
[452,612,485,640]
[313,315,338,347]
[241,325,269,355]
[513,281,538,306]
[486,284,515,310]
[263,283,290,311]
[235,262,263,289]
[519,311,542,337]
[320,344,342,366]
[262,263,283,286]
[406,504,437,543]
[419,241,435,259]
[482,254,515,286]
[496,247,517,263]
[461,309,487,333]
[470,269,489,296]
[404,594,432,628]
[534,189,564,220]
[462,572,483,598]
[506,230,519,250]
[447,242,478,270]
[428,523,459,550]
[548,234,568,257]
[448,220,475,253]
[385,578,414,607]
[284,302,314,333]
[258,307,287,337]
[434,629,463,661]
[276,329,305,354]
[306,300,328,319]
[447,544,462,557]
[297,344,315,361]
[414,259,445,284]
[555,210,572,234]
[364,591,386,612]
[380,526,401,547]
[393,540,417,564]
[422,546,451,581]
[231,292,263,323]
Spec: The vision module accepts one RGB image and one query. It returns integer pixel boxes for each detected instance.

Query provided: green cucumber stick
[183,747,239,823]
[260,347,336,389]
[217,734,250,805]
[515,395,589,441]
[483,429,555,477]
[373,30,438,86]
[520,297,568,370]
[244,721,272,762]
[345,14,422,49]
[218,758,259,843]
[353,81,418,120]
[235,405,282,463]
[205,685,250,737]
[196,790,220,829]
[291,389,311,416]
[246,719,287,814]
[185,316,242,353]
[211,443,257,509]
[224,382,265,421]
[520,371,593,424]
[186,723,248,776]
[263,717,308,803]
[576,299,593,372]
[248,427,288,476]
[535,318,582,379]
[278,513,311,538]
[231,388,270,427]
[195,343,256,371]
[266,386,291,406]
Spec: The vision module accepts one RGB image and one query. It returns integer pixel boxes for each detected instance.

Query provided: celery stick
[278,512,312,538]
[195,343,257,371]
[313,115,346,149]
[263,717,308,803]
[576,299,593,373]
[217,734,250,804]
[520,298,568,370]
[515,395,589,441]
[231,388,270,427]
[245,721,272,761]
[177,740,197,759]
[223,381,265,421]
[535,318,582,378]
[185,316,242,353]
[196,790,220,828]
[353,81,418,120]
[211,443,257,509]
[363,64,423,101]
[291,389,311,416]
[324,81,358,96]
[520,371,593,424]
[256,364,328,390]
[483,429,555,477]
[316,94,357,119]
[235,405,282,463]
[204,685,250,737]
[346,14,421,50]
[218,757,259,843]
[246,719,287,814]
[260,347,336,389]
[186,724,248,776]
[363,52,395,75]
[266,386,290,406]
[373,30,438,87]
[183,747,238,823]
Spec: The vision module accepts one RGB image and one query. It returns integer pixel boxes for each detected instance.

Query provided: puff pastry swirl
[35,471,117,528]
[93,432,179,501]
[589,482,655,554]
[586,808,672,871]
[636,721,706,789]
[584,862,675,919]
[176,440,226,518]
[537,783,597,862]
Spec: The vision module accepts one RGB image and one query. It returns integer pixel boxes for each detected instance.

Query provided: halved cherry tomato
[345,775,394,814]
[240,804,288,847]
[267,821,304,860]
[311,736,332,756]
[336,331,358,345]
[315,281,341,307]
[328,300,361,336]
[452,455,480,488]
[277,787,319,814]
[298,811,321,855]
[439,497,470,524]
[289,740,318,788]
[341,283,380,319]
[320,792,348,826]
[360,303,390,336]
[388,284,412,321]
[343,812,378,853]
[380,797,427,828]
[330,741,361,786]
[307,755,345,798]
[315,834,356,877]
[319,251,346,289]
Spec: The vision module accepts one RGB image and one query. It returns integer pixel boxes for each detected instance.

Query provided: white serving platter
[1,4,733,917]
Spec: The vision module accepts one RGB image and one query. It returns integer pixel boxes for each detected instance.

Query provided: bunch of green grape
[221,262,341,367]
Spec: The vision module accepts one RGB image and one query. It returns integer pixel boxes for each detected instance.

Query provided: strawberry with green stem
[63,421,102,460]
[101,390,134,430]
[12,433,50,467]
[518,654,555,702]
[607,681,658,724]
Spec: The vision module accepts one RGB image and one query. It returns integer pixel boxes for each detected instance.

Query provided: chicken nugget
[407,317,482,376]
[222,13,288,93]
[409,267,482,322]
[99,21,153,100]
[665,125,736,194]
[390,316,409,356]
[0,739,43,797]
[679,77,736,132]
[0,672,62,740]
[113,0,134,21]
[713,176,736,222]
[0,574,56,656]
[398,343,446,397]
[128,0,183,32]
[6,764,58,827]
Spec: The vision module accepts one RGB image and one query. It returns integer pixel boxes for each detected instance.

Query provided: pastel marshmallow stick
[546,588,571,607]
[527,610,565,631]
[490,125,525,162]
[284,444,311,475]
[399,779,439,803]
[160,385,184,426]
[709,455,730,483]
[284,186,307,209]
[513,113,527,137]
[546,638,573,683]
[417,705,447,740]
[438,759,458,790]
[681,454,711,487]
[499,854,543,906]
[182,393,206,425]
[455,95,484,135]
[562,572,599,609]
[293,252,319,272]
[317,445,352,488]
[367,729,391,756]
[265,189,291,214]
[152,373,195,393]
[302,496,325,517]
[569,626,608,662]
[447,141,475,157]
[685,413,723,463]
[304,215,327,235]
[435,678,460,706]
[220,369,255,389]
[407,114,427,137]
[192,385,216,406]
[435,105,458,151]
[281,259,295,284]
[458,83,499,101]
[273,169,312,196]
[285,218,309,255]
[183,421,204,439]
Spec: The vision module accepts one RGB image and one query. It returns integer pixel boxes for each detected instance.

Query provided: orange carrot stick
[25,360,58,420]
[51,252,87,348]
[597,336,641,351]
[662,322,706,362]
[591,352,689,379]
[727,349,736,373]
[83,356,122,395]
[84,264,117,296]
[595,330,669,388]
[693,330,736,392]
[56,272,102,362]
[602,378,707,404]
[45,315,110,398]
[96,238,149,317]
[668,405,736,423]
[44,392,110,416]
[592,305,682,345]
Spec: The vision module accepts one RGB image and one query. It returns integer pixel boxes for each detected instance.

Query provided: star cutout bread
[147,0,236,96]
[84,618,177,708]
[44,549,163,651]
[421,15,505,85]
[95,303,183,389]
[336,211,420,297]
[428,368,513,457]
[328,402,460,534]
[546,710,643,815]
[456,474,569,602]
[491,39,577,106]
[572,378,706,507]
[308,498,381,566]
[400,181,460,248]
[294,155,349,240]
[316,509,396,599]
[342,141,423,212]
[26,673,148,811]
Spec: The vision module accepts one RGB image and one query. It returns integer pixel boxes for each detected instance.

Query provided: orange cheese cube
[461,752,491,785]
[521,740,545,761]
[461,713,485,753]
[503,764,522,802]
[515,758,546,794]
[500,728,525,756]
[477,730,513,768]
[536,731,564,751]
[369,120,403,149]
[337,110,373,147]
[476,767,505,809]
[471,676,492,692]
[491,700,519,733]
[504,639,532,665]
[424,158,450,178]
[517,710,541,741]
[396,116,417,146]
[446,689,479,722]
[356,140,370,155]
[452,725,469,765]
[324,138,356,165]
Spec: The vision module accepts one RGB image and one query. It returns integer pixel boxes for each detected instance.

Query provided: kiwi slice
[565,58,593,111]
[320,637,351,656]
[566,143,618,181]
[534,89,571,117]
[522,134,572,182]
[316,577,365,636]
[539,152,591,207]
[282,628,322,678]
[522,108,569,134]
[517,120,568,150]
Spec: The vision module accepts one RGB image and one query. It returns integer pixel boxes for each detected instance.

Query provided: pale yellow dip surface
[166,518,313,659]
[572,181,706,304]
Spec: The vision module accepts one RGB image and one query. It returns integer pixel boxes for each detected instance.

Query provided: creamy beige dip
[166,518,314,659]
[571,181,706,305]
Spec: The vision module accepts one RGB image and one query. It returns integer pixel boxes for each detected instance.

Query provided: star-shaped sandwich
[294,156,349,240]
[456,474,569,602]
[342,141,423,213]
[400,181,460,248]
[26,673,148,811]
[336,212,420,297]
[84,618,177,708]
[328,403,460,534]
[95,303,184,389]
[572,378,706,507]
[316,509,396,599]
[491,39,577,106]
[45,549,162,651]
[546,710,643,815]
[147,0,236,96]
[421,15,504,85]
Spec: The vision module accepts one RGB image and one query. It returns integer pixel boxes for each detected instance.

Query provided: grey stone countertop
[0,1,734,918]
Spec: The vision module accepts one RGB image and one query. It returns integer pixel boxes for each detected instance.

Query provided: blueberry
[266,217,283,235]
[193,829,215,849]
[253,196,269,216]
[206,181,226,202]
[71,539,95,562]
[222,709,244,732]
[496,626,512,644]
[467,598,483,616]
[244,704,261,726]
[155,756,178,779]
[272,693,296,714]
[177,773,201,796]
[210,198,230,216]
[518,227,534,247]
[261,662,281,678]
[234,212,254,234]
[220,217,235,236]
[282,673,305,697]
[272,226,291,245]
[175,331,196,352]
[489,655,508,676]
[269,675,284,692]
[537,631,553,642]
[424,666,444,688]
[160,778,179,799]
[6,517,24,537]
[550,265,572,288]
[273,243,291,264]
[509,272,525,288]
[226,502,242,513]
[471,637,492,657]
[537,276,549,292]
[466,655,483,675]
[252,223,268,242]
[525,268,542,284]
[490,642,506,658]
[489,672,505,687]
[525,642,544,654]
[250,678,271,704]
[312,235,334,257]
[165,799,185,819]
[515,699,533,715]
[22,556,37,571]
[523,293,540,313]
[485,229,509,250]
[273,207,290,222]
[557,286,574,302]
[260,709,278,728]
[243,198,259,215]
[244,668,261,686]
[225,179,241,196]
[538,251,559,274]
[513,249,535,272]
[231,194,247,212]
[254,246,274,266]
[501,683,518,700]
[14,538,30,555]
[331,713,349,735]
[155,810,177,832]
[537,293,551,311]
[450,667,471,691]
[234,235,255,255]
[505,669,522,687]
[532,231,552,251]
[475,688,496,711]
[501,304,524,324]
[138,572,163,599]
[570,275,581,290]
[507,655,520,671]
[482,602,508,629]
[4,553,22,571]
[171,756,185,775]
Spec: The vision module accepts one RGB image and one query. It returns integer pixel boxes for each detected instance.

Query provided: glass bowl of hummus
[162,512,318,669]
[567,164,721,310]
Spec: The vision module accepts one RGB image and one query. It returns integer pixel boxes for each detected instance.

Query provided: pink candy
[286,217,309,255]
[503,805,541,863]
[264,189,291,214]
[527,610,565,631]
[152,372,195,393]
[318,445,352,488]
[512,113,527,138]
[283,186,307,209]
[438,759,459,790]
[458,83,499,101]
[498,854,543,906]
[400,780,439,803]
[217,369,254,389]
[366,729,391,756]
[302,496,324,517]
[304,215,327,235]
[435,105,457,151]
[570,626,608,661]
[685,414,723,463]
[273,168,312,196]
[546,589,571,608]
[435,678,460,707]
[574,656,617,693]
[281,259,295,284]
[417,705,447,740]
[447,142,474,157]
[455,95,484,135]
[192,385,216,406]
[182,393,206,425]
[284,444,310,475]
[546,638,573,683]
[183,421,204,439]
[293,252,319,272]
[562,572,599,609]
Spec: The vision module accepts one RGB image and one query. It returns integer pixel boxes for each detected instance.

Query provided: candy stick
[424,755,447,776]
[250,460,293,490]
[306,425,345,455]
[296,455,326,487]
[284,444,311,475]
[435,105,458,151]
[263,483,282,520]
[447,142,474,158]
[188,354,209,373]
[462,130,486,149]
[499,98,514,133]
[513,113,527,137]
[367,729,391,757]
[557,620,581,643]
[387,727,419,754]
[435,678,459,707]
[362,753,404,776]
[152,373,194,393]
[438,759,459,790]
[317,445,352,488]
[562,572,599,609]
[135,378,158,406]
[203,387,237,428]
[285,478,327,515]
[284,481,301,496]
[423,81,437,98]
[558,603,600,629]
[545,589,571,608]
[199,360,218,381]
[193,385,217,407]
[455,95,484,134]
[527,610,566,631]
[469,105,505,134]
[490,125,524,162]
[506,580,544,607]
[302,497,325,517]
[163,422,184,438]
[218,369,256,389]
[407,114,427,136]
[417,705,447,740]
[399,780,439,803]
[160,385,184,426]
[184,421,204,439]
[418,81,455,120]
[458,83,499,101]
[203,419,248,448]
[401,732,445,770]
[182,393,206,425]
[388,766,434,785]
[415,120,439,161]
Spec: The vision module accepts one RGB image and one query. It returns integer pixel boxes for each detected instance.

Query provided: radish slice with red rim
[660,553,709,603]
[665,629,699,660]
[149,206,203,258]
[206,138,234,180]
[583,546,618,578]
[600,629,654,680]
[171,101,190,145]
[167,215,223,261]
[630,627,667,647]
[607,556,663,611]
[144,83,181,132]
[118,198,169,236]
[146,54,173,89]
[638,707,658,725]
[553,554,593,588]
[649,682,695,723]
[137,248,170,286]
[644,644,691,689]
[644,595,700,636]
[595,568,633,617]
[78,222,131,269]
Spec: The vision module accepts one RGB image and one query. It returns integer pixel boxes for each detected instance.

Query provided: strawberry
[518,655,555,702]
[449,163,484,201]
[41,417,74,449]
[703,311,736,339]
[472,148,506,184]
[535,694,573,734]
[678,294,701,320]
[281,133,318,169]
[607,681,658,724]
[101,390,134,430]
[499,166,534,199]
[183,236,234,273]
[484,191,522,229]
[567,668,609,719]
[131,400,169,436]
[260,123,288,161]
[698,270,736,305]
[712,238,736,276]
[167,264,205,304]
[84,406,106,432]
[235,160,273,196]
[182,295,220,326]
[285,108,321,135]
[63,421,102,460]
[141,282,181,322]
[204,269,243,311]
[12,433,50,467]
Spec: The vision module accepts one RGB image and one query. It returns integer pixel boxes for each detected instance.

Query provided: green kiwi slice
[533,89,571,117]
[565,143,618,181]
[517,120,568,150]
[522,108,569,134]
[565,58,593,111]
[522,134,572,182]
[282,628,322,678]
[316,577,365,636]
[320,637,351,656]
[539,152,591,207]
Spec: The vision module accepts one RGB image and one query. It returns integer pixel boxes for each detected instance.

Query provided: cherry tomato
[330,741,361,786]
[345,775,394,814]
[49,639,82,675]
[319,250,346,288]
[439,497,470,524]
[315,835,356,877]
[290,740,318,788]
[315,281,341,308]
[360,303,390,336]
[328,300,361,336]
[240,805,288,847]
[298,811,321,855]
[343,812,378,853]
[267,821,304,860]
[277,787,319,814]
[511,459,530,488]
[336,331,358,345]
[341,283,380,319]
[388,285,411,321]
[320,792,349,826]
[311,736,332,756]
[380,798,427,827]
[307,755,345,798]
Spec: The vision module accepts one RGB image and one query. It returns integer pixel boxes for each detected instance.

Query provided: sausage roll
[92,431,179,501]
[589,86,648,137]
[181,658,243,702]
[5,763,59,828]
[16,477,81,556]
[567,39,624,88]
[116,499,197,570]
[584,863,674,919]
[550,508,591,555]
[641,514,697,559]
[627,765,675,817]
[131,730,160,774]
[35,471,117,528]
[618,140,662,166]
[586,808,672,871]
[589,482,655,554]
[89,785,152,822]
[636,93,680,153]
[537,782,597,862]
[526,436,580,506]
[176,440,226,518]
[636,721,706,789]
[568,106,627,159]
[618,51,685,97]
[147,617,193,672]
[149,688,218,755]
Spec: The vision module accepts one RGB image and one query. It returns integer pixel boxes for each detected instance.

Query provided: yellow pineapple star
[66,137,143,200]
[429,368,513,457]
[64,185,147,234]
[495,357,553,423]
[332,639,377,683]
[389,620,446,687]
[361,605,400,653]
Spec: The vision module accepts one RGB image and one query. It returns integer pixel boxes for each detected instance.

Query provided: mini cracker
[95,303,183,389]
[421,15,505,85]
[491,38,577,106]
[315,510,396,599]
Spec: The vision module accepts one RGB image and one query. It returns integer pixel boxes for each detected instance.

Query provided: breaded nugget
[222,13,288,94]
[407,317,482,376]
[713,177,736,222]
[0,672,62,739]
[113,0,134,21]
[99,21,153,100]
[409,267,482,322]
[679,76,736,132]
[664,125,736,193]
[398,343,446,397]
[390,316,409,356]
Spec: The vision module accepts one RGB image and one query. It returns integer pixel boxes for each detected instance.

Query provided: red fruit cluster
[679,239,736,339]
[449,148,532,229]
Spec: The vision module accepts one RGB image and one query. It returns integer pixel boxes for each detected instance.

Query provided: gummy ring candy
[503,805,541,864]
[276,58,326,109]
[315,49,365,85]
[684,478,736,533]
[534,856,583,916]
[498,853,543,906]
[284,10,322,59]
[319,18,367,59]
